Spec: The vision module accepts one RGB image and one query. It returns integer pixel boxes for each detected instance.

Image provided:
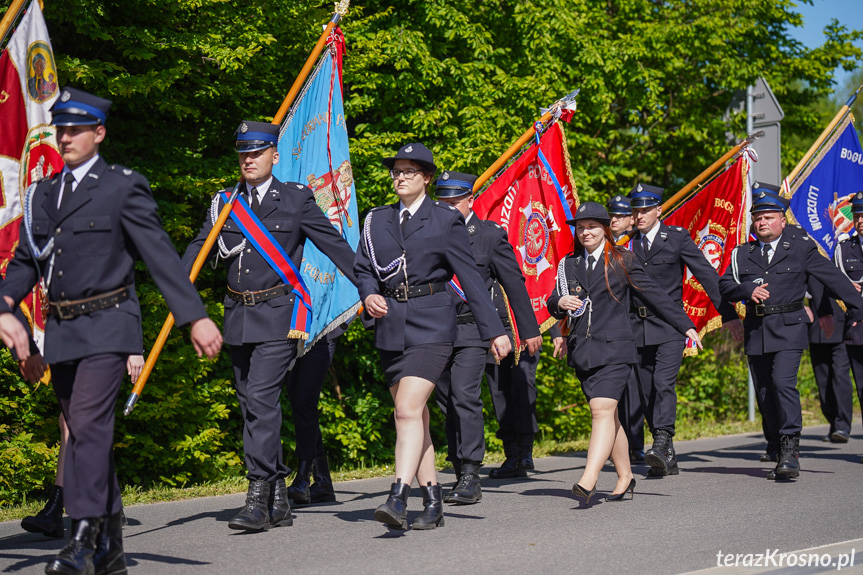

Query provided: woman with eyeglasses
[547,202,700,503]
[355,143,511,530]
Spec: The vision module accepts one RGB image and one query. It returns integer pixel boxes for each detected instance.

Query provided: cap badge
[636,184,643,193]
[240,122,249,133]
[296,184,303,189]
[758,191,766,199]
[60,90,71,103]
[405,145,413,153]
[442,172,450,180]
[753,181,760,188]
[857,192,863,200]
[579,205,586,212]
[123,169,132,176]
[614,196,621,201]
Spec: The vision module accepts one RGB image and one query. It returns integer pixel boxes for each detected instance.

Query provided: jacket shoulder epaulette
[108,164,137,178]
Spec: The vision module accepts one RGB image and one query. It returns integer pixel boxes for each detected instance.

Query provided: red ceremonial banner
[473,122,578,334]
[664,157,749,349]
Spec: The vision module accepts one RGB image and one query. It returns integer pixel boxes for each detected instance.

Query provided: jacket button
[244,269,250,275]
[57,271,63,277]
[56,248,62,255]
[275,225,280,229]
[246,249,251,254]
[60,292,65,298]
[55,227,61,235]
[90,221,95,228]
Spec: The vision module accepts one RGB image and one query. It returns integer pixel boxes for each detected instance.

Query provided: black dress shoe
[93,511,126,575]
[45,517,102,575]
[287,460,312,505]
[309,455,336,504]
[444,462,482,504]
[831,430,850,443]
[606,478,636,501]
[773,435,800,480]
[269,479,293,527]
[411,483,445,530]
[228,480,271,531]
[571,482,596,504]
[629,449,645,464]
[516,434,535,471]
[22,485,64,539]
[760,451,779,462]
[374,480,410,530]
[489,441,527,479]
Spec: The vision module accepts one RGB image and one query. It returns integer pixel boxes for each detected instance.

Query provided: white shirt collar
[60,154,101,189]
[247,177,273,203]
[465,211,475,224]
[759,235,781,252]
[641,221,661,244]
[585,241,605,263]
[399,194,426,218]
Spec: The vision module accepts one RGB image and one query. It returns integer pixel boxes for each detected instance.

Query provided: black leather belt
[747,301,804,317]
[457,312,476,325]
[381,282,447,303]
[228,284,292,306]
[48,286,131,320]
[632,299,683,319]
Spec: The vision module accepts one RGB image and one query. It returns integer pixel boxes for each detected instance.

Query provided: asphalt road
[1,424,862,575]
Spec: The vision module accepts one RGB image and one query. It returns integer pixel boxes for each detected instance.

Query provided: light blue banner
[789,120,863,256]
[275,47,359,351]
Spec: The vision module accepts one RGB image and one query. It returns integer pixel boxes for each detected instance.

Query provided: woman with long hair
[548,202,701,502]
[355,143,511,530]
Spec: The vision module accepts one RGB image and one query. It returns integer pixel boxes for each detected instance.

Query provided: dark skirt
[575,363,634,401]
[379,343,453,387]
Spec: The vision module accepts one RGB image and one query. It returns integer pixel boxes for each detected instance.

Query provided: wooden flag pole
[0,0,32,47]
[124,1,350,416]
[616,131,764,246]
[784,83,863,192]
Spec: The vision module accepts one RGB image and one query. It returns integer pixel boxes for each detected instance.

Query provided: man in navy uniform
[182,121,357,531]
[607,193,645,462]
[628,183,743,477]
[0,87,223,575]
[832,191,863,463]
[720,185,863,479]
[432,171,541,503]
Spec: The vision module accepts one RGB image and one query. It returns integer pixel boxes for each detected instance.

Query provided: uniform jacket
[354,198,505,352]
[719,232,863,355]
[0,157,207,363]
[806,283,846,345]
[833,235,863,346]
[183,178,357,346]
[630,223,738,346]
[548,247,695,372]
[451,215,540,348]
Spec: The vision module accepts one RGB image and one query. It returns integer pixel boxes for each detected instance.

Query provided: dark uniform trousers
[434,215,540,464]
[631,223,737,436]
[486,349,540,442]
[617,370,644,451]
[285,336,338,461]
[848,346,863,433]
[184,177,357,484]
[0,158,209,520]
[807,296,853,435]
[719,232,863,438]
[835,235,863,433]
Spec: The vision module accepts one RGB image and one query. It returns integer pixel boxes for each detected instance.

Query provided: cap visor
[52,113,100,126]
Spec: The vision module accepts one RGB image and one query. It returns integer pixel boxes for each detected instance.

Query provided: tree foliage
[0,0,859,503]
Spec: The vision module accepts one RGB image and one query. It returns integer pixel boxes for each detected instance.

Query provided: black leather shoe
[645,430,678,476]
[830,430,850,443]
[629,449,645,464]
[516,434,535,471]
[374,480,410,530]
[606,478,636,501]
[774,434,800,480]
[93,511,126,575]
[411,483,444,530]
[228,480,271,531]
[443,462,482,504]
[309,455,336,504]
[22,485,64,539]
[45,517,102,575]
[766,468,776,480]
[571,482,597,504]
[489,441,527,479]
[269,479,293,527]
[287,460,312,505]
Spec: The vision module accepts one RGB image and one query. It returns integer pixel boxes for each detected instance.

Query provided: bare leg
[608,408,634,494]
[577,397,619,490]
[415,405,438,486]
[390,376,437,486]
[56,412,68,487]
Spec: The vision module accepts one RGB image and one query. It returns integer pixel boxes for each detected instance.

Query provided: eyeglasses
[390,168,421,180]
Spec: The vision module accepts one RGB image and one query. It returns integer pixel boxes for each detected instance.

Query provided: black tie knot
[59,173,75,211]
[249,187,261,215]
[401,211,411,233]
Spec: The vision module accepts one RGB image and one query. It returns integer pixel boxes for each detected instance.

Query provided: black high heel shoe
[571,482,597,504]
[606,478,636,501]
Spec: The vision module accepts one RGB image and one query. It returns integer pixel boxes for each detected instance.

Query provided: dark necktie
[59,173,74,211]
[641,235,650,256]
[762,243,772,267]
[401,211,411,234]
[250,187,261,216]
[587,254,596,276]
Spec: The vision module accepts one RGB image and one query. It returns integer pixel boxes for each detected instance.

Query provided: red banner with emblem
[0,0,63,351]
[473,122,578,334]
[664,156,750,350]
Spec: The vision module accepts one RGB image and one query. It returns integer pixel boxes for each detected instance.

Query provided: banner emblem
[26,42,57,104]
[520,203,552,275]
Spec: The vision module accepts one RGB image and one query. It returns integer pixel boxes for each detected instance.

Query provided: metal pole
[745,84,756,422]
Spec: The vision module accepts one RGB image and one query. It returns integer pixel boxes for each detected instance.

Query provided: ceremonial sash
[221,191,313,339]
[448,276,467,302]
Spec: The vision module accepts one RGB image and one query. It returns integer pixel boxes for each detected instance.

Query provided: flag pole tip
[123,393,139,416]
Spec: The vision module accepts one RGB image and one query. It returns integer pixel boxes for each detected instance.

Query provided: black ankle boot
[412,483,445,530]
[645,430,677,476]
[309,455,336,504]
[228,480,271,531]
[287,460,313,505]
[373,479,410,530]
[489,440,527,479]
[269,478,293,527]
[444,461,482,504]
[773,434,800,480]
[45,517,102,575]
[93,511,126,575]
[516,434,535,470]
[22,485,64,538]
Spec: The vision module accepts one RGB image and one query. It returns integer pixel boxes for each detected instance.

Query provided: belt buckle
[242,291,256,306]
[755,304,765,317]
[55,304,75,320]
[396,284,409,302]
[638,306,648,318]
